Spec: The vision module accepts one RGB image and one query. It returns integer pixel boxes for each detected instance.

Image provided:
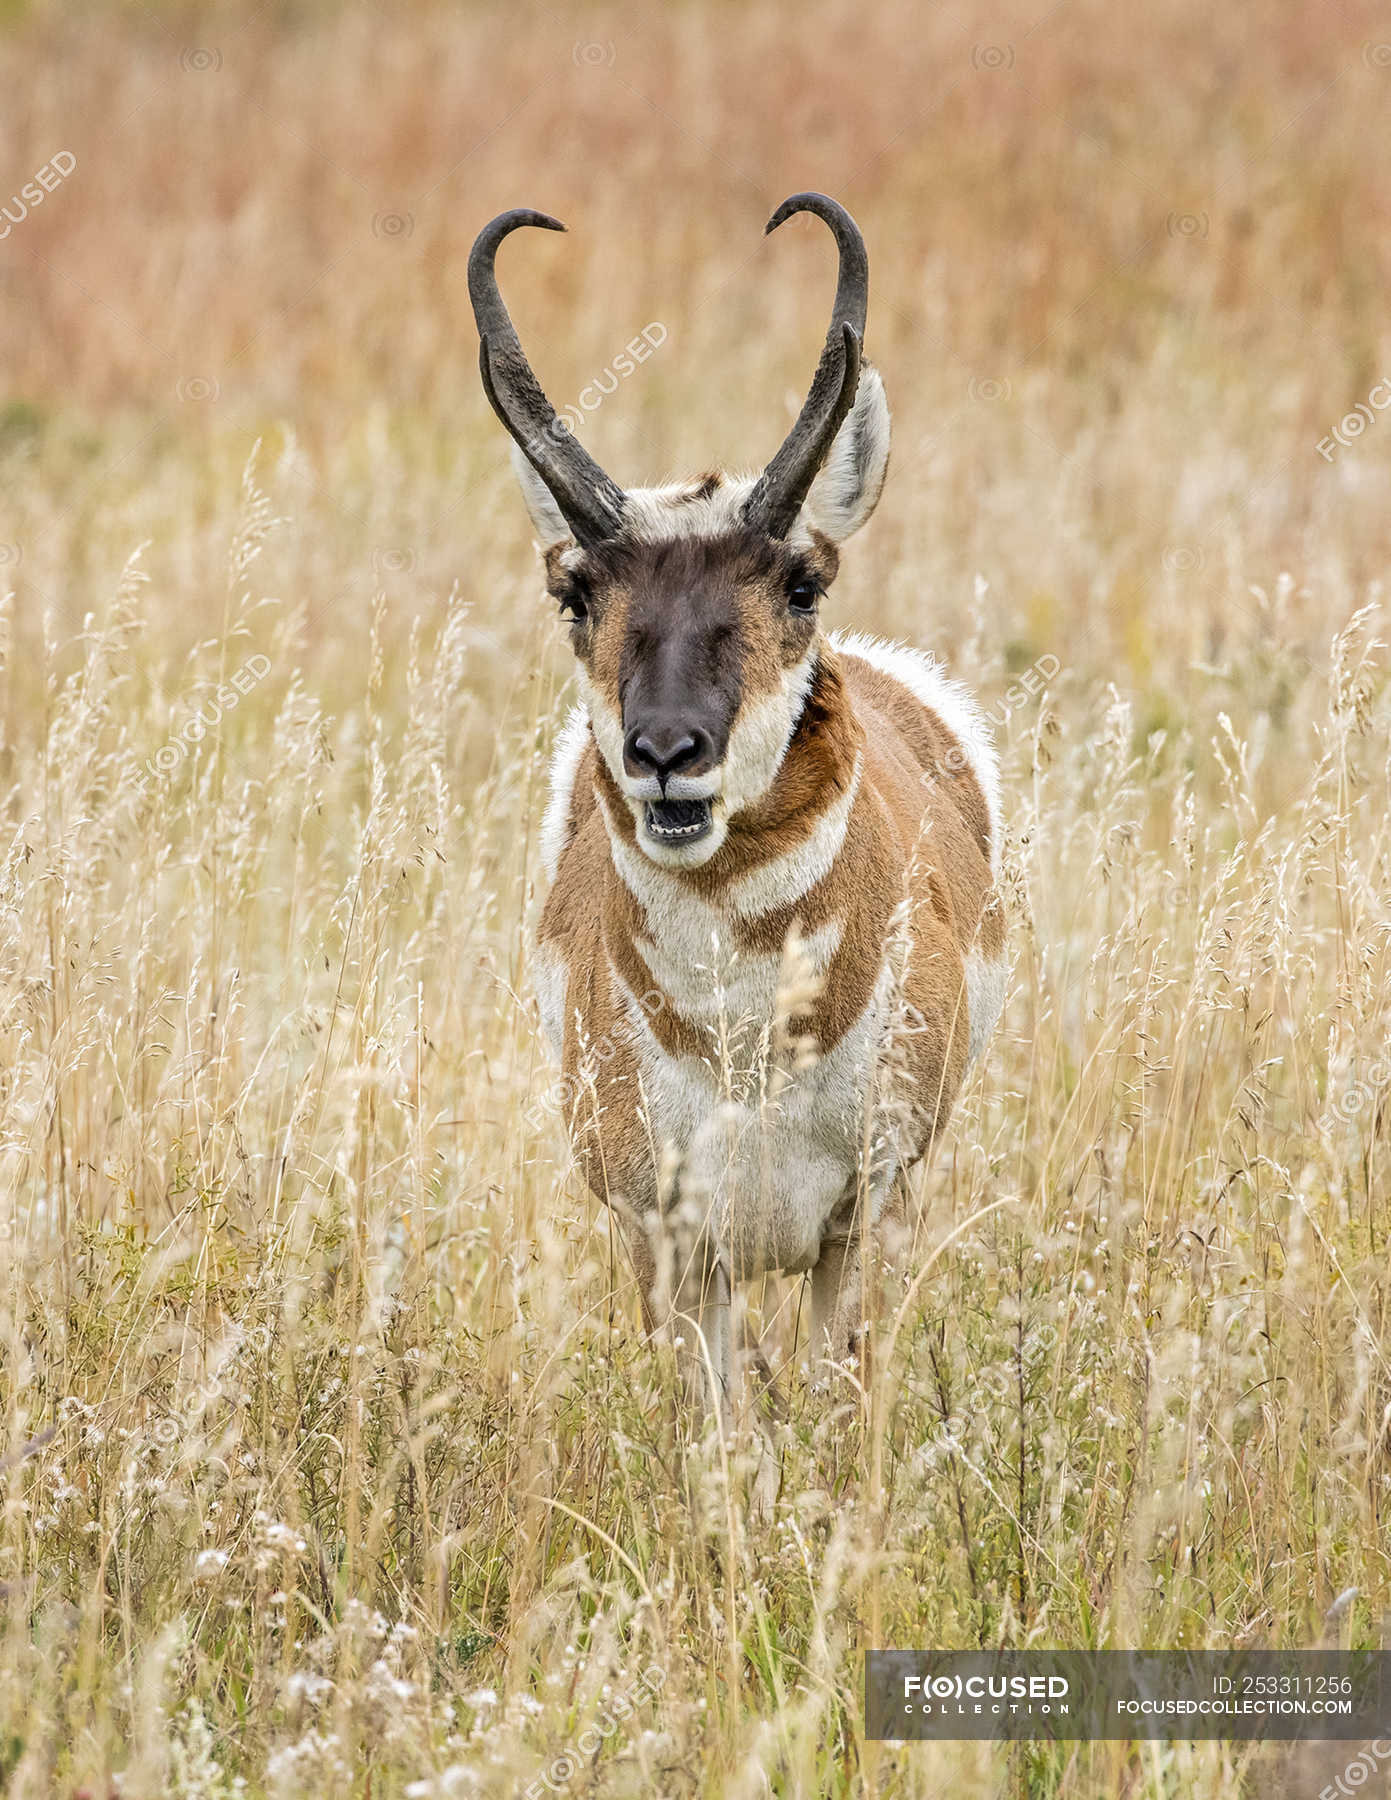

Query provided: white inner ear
[509,439,572,547]
[804,362,891,543]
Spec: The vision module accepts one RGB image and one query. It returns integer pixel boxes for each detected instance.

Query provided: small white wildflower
[286,1670,334,1709]
[365,1658,414,1705]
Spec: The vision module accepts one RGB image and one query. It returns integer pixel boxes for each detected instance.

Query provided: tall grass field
[2,1,1391,1793]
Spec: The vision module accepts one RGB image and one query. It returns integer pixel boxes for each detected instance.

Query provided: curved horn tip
[474,208,567,246]
[468,211,569,319]
[763,191,855,236]
[469,210,627,545]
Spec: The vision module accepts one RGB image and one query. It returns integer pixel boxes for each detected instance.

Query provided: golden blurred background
[3,0,1390,714]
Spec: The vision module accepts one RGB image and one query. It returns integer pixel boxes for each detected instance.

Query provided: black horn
[742,193,868,540]
[468,209,627,547]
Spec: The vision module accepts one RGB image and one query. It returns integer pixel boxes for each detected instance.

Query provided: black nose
[624,724,712,785]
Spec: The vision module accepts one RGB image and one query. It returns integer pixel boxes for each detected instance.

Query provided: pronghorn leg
[671,1239,731,1430]
[637,1217,783,1512]
[807,1175,906,1379]
[615,1210,658,1333]
[734,1307,787,1423]
[622,1207,731,1429]
[640,1215,731,1431]
[809,1233,863,1374]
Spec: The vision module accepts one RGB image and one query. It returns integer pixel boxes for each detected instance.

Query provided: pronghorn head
[469,194,891,868]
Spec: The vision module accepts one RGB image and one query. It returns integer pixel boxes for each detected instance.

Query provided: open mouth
[644,796,714,845]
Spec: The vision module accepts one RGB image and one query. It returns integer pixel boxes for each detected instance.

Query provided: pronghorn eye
[787,579,820,613]
[557,587,589,623]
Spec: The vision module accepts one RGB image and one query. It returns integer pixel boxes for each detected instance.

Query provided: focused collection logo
[900,1671,1072,1717]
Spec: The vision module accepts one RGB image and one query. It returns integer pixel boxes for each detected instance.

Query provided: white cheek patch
[720,649,818,819]
[540,705,592,883]
[573,667,627,788]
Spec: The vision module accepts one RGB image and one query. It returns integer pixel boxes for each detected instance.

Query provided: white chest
[623,962,897,1277]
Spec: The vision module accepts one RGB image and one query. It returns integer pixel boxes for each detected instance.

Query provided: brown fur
[538,638,997,1213]
[531,491,1001,1387]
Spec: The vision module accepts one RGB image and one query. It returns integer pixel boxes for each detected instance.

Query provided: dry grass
[2,0,1391,1793]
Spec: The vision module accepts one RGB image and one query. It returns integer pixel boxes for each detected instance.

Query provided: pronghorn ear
[509,440,573,547]
[804,361,891,542]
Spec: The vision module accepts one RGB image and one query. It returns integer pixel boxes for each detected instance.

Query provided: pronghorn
[469,194,1006,1418]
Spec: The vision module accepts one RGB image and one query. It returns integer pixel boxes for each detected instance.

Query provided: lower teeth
[647,802,711,839]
